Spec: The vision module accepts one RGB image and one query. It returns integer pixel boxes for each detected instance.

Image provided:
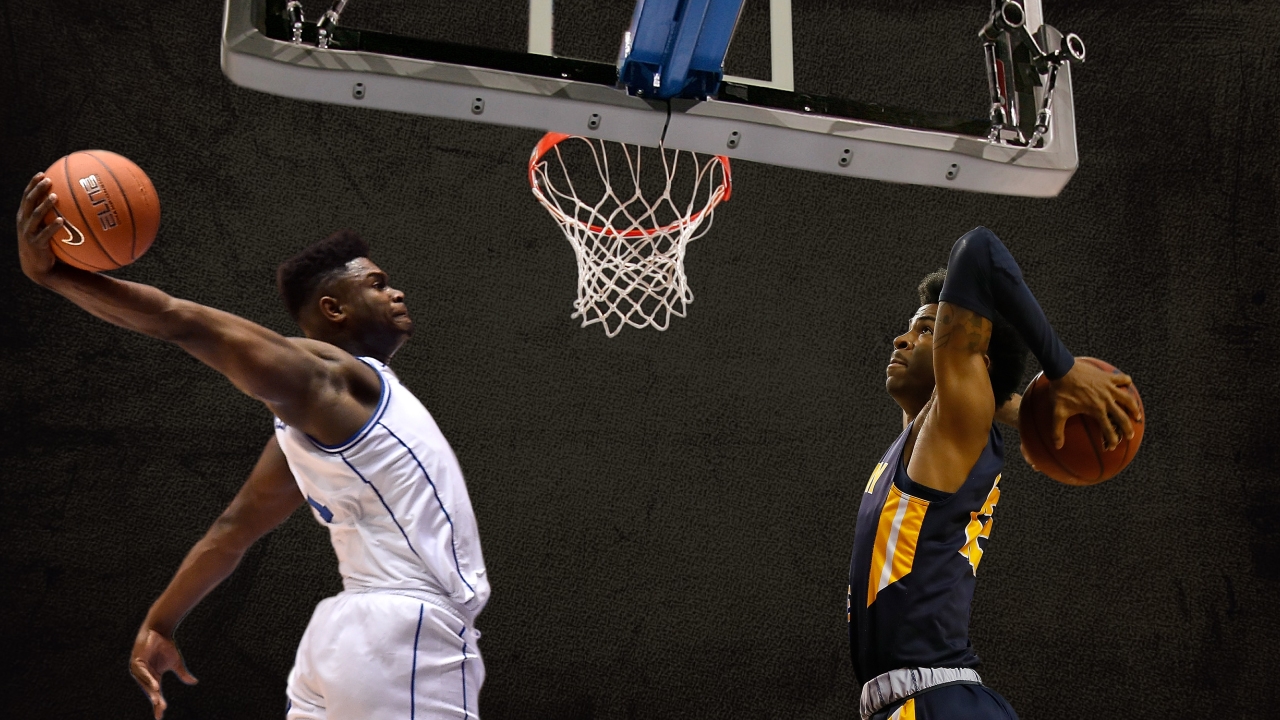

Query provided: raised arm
[907,393,1021,430]
[16,173,377,443]
[911,227,1142,491]
[907,300,1000,491]
[130,437,303,720]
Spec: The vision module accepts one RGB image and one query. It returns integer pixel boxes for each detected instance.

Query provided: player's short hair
[277,229,371,321]
[918,268,948,306]
[917,268,1028,407]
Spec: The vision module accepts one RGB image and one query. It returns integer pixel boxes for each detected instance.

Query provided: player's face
[886,304,937,402]
[334,258,413,344]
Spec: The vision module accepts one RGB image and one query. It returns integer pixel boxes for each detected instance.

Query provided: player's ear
[318,295,346,322]
[982,353,991,370]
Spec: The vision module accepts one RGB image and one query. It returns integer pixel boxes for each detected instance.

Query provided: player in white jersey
[16,172,488,720]
[275,352,489,720]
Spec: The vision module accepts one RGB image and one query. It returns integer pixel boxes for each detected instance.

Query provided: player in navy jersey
[17,173,488,720]
[849,227,1142,720]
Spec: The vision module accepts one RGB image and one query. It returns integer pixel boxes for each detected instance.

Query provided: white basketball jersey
[274,357,489,614]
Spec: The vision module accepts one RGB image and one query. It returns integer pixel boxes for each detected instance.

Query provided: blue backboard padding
[619,0,745,100]
[689,1,740,71]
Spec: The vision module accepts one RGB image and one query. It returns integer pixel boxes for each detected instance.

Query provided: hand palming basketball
[16,151,160,281]
[42,150,160,270]
[1019,357,1145,485]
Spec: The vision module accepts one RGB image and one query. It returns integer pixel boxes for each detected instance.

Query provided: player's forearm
[938,227,1074,380]
[40,263,200,344]
[42,264,321,407]
[142,526,249,636]
[144,439,303,635]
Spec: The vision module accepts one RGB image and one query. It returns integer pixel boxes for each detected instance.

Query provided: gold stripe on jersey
[867,484,929,607]
[889,698,917,720]
[865,462,889,494]
[959,474,1002,575]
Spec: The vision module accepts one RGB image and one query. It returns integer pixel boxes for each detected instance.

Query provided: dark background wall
[2,1,1277,718]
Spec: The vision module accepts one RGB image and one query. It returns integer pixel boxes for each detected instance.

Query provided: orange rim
[529,132,732,238]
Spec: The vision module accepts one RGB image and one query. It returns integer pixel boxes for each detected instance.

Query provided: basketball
[42,150,160,272]
[1018,358,1145,486]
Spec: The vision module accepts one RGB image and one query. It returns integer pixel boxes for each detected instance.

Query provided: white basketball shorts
[286,589,483,720]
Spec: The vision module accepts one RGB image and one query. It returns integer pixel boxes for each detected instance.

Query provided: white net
[529,133,731,337]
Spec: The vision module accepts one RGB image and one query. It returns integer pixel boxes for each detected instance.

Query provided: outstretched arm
[130,437,302,720]
[16,173,376,443]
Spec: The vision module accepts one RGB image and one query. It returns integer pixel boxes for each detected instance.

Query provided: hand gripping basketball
[41,150,161,271]
[15,173,63,284]
[1046,358,1142,450]
[1019,357,1145,485]
[16,152,160,283]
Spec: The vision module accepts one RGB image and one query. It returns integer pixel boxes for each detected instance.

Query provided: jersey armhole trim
[305,357,390,454]
[895,452,957,505]
[895,423,1003,506]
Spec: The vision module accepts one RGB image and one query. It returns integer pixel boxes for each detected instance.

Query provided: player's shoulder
[289,336,347,359]
[288,338,383,394]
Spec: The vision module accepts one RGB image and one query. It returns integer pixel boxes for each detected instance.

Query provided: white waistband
[860,667,982,720]
[341,587,478,626]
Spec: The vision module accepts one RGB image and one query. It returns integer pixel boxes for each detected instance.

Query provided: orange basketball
[42,150,160,271]
[1018,357,1145,486]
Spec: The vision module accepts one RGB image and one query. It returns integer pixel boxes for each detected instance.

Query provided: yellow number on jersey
[959,475,1001,575]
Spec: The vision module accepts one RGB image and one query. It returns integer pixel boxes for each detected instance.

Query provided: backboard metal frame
[721,0,793,92]
[222,0,1079,197]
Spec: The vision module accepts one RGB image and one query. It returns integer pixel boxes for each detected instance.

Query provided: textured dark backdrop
[2,1,1277,718]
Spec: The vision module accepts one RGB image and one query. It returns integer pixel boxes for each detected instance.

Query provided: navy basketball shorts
[869,683,1019,720]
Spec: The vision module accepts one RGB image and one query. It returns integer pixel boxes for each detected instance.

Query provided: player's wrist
[1048,358,1084,386]
[18,245,55,285]
[1040,350,1075,381]
[140,623,172,640]
[34,260,89,292]
[140,608,179,639]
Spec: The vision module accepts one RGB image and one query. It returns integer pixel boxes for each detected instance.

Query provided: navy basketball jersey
[848,421,1005,684]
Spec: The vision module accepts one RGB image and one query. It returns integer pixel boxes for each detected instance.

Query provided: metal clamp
[316,0,350,49]
[979,1,1084,147]
[284,0,305,45]
[281,0,355,49]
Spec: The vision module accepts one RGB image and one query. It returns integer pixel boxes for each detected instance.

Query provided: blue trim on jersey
[459,624,469,720]
[305,358,390,453]
[378,421,477,596]
[305,495,334,523]
[411,603,424,720]
[339,453,423,560]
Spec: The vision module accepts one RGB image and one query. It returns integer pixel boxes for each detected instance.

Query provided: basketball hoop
[529,133,731,337]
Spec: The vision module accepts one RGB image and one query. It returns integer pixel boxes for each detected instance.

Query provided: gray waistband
[860,667,982,720]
